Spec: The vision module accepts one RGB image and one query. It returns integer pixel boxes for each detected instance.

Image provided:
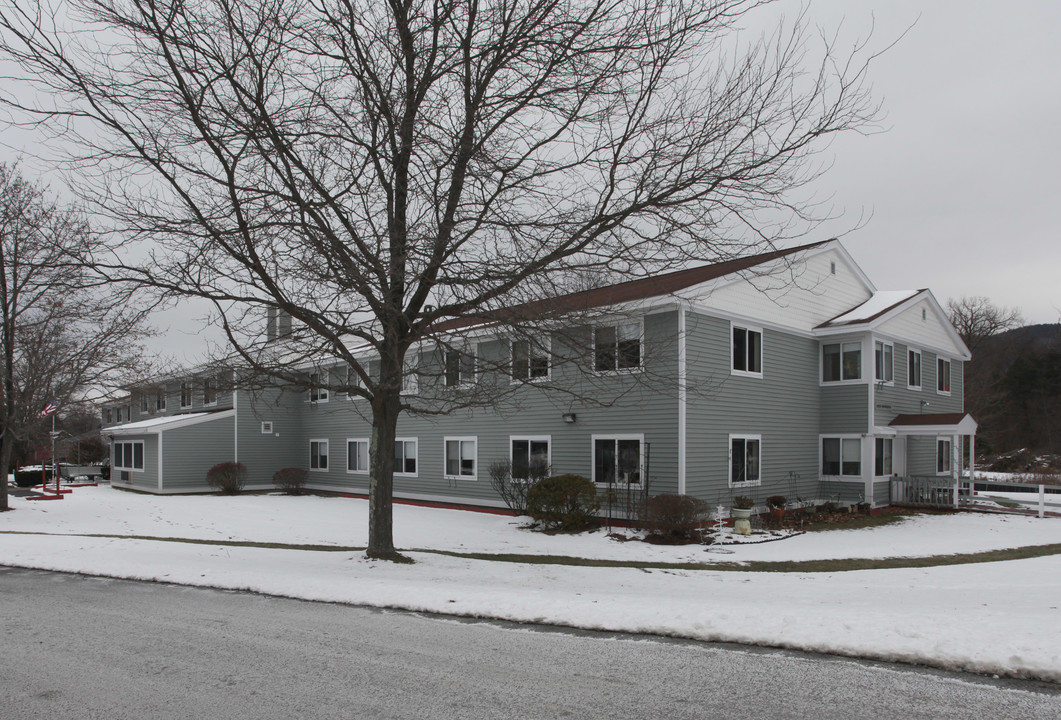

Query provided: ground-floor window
[511,436,550,479]
[875,438,893,476]
[592,435,643,485]
[347,439,368,473]
[729,434,761,487]
[822,437,861,476]
[395,438,418,476]
[937,438,953,474]
[445,437,477,479]
[113,441,144,471]
[310,439,328,471]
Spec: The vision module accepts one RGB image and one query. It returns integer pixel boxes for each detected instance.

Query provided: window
[729,435,761,487]
[937,438,953,474]
[875,438,893,476]
[347,439,369,473]
[511,437,550,479]
[908,349,922,389]
[822,437,861,476]
[592,435,643,485]
[395,438,418,475]
[732,326,762,376]
[261,421,273,434]
[444,437,477,479]
[594,322,641,372]
[823,342,861,382]
[309,439,328,471]
[139,392,149,414]
[875,342,893,383]
[445,348,476,387]
[937,358,951,394]
[156,389,167,412]
[310,370,329,403]
[402,357,419,395]
[104,409,113,424]
[203,377,217,406]
[511,339,549,381]
[180,381,192,408]
[113,441,144,471]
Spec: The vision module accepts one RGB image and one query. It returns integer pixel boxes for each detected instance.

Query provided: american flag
[37,401,58,419]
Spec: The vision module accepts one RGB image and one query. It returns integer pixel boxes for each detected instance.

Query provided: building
[101,239,975,510]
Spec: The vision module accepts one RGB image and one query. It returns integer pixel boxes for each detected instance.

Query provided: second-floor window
[511,340,549,381]
[908,349,922,389]
[310,371,329,403]
[823,342,861,382]
[594,322,640,372]
[937,358,951,394]
[445,348,476,387]
[203,378,216,406]
[156,389,166,411]
[180,382,192,408]
[732,326,762,376]
[875,341,893,383]
[139,393,149,414]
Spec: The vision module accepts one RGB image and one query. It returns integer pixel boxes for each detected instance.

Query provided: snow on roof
[823,290,922,327]
[105,410,232,435]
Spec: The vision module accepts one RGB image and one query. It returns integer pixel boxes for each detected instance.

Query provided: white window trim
[820,340,864,385]
[310,370,330,403]
[444,345,478,388]
[590,433,645,486]
[936,357,952,396]
[510,337,552,384]
[907,348,923,391]
[180,382,193,409]
[346,437,369,474]
[443,436,478,480]
[820,434,864,480]
[113,440,145,472]
[509,435,552,469]
[728,433,762,488]
[309,438,329,472]
[593,319,644,375]
[936,437,953,475]
[394,437,418,477]
[874,340,894,385]
[730,324,764,379]
[202,378,218,407]
[874,437,894,477]
[401,355,420,395]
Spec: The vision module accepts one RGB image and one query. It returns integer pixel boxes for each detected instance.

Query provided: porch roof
[887,412,978,436]
[105,409,235,436]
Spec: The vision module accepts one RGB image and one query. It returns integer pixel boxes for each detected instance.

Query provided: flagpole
[51,412,58,495]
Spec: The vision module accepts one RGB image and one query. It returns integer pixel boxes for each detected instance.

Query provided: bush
[273,467,308,496]
[643,493,707,541]
[206,461,247,494]
[489,458,550,515]
[13,470,48,488]
[766,495,787,509]
[732,495,754,509]
[526,473,600,531]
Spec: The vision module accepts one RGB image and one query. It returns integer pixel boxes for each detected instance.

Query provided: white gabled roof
[105,410,235,436]
[824,290,922,326]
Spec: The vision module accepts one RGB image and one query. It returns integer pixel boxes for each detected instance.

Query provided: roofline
[104,409,235,436]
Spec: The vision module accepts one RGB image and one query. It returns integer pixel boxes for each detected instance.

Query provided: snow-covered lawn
[2,485,1060,682]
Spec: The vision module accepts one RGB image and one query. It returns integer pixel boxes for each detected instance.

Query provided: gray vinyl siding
[684,312,821,506]
[820,384,868,434]
[112,436,158,491]
[273,310,680,504]
[102,375,236,429]
[906,436,939,476]
[874,345,964,426]
[872,479,891,505]
[160,417,236,491]
[236,387,305,489]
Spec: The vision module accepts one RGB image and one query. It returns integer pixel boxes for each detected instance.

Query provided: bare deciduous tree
[0,1,881,555]
[0,163,152,510]
[947,296,1023,353]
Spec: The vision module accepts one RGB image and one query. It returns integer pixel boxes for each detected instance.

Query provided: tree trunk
[366,383,403,561]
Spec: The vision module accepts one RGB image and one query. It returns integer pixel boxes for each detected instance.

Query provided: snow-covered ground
[2,485,1060,682]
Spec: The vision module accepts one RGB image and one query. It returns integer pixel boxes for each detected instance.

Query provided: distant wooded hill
[971,323,1061,458]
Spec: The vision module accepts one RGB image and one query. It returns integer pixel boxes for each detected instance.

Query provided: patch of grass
[795,510,913,533]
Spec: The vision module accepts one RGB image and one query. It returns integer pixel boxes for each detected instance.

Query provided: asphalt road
[1,567,1058,719]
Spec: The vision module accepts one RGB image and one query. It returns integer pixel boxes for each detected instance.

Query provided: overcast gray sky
[3,1,1059,363]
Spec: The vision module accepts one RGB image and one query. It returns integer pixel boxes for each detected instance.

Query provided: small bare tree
[0,0,882,554]
[0,163,152,511]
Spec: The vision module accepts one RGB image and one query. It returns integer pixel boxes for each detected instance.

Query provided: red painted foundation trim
[26,494,64,501]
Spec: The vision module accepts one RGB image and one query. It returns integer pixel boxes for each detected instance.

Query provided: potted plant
[730,495,754,535]
[766,495,787,523]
